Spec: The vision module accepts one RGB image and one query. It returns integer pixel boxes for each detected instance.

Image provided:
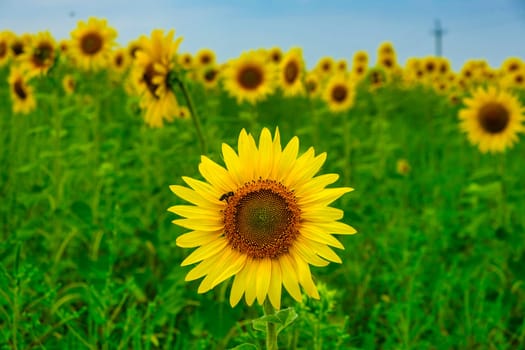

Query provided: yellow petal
[230,263,249,307]
[172,218,224,232]
[237,129,257,180]
[279,254,302,302]
[211,251,247,289]
[289,152,327,187]
[255,258,272,305]
[168,205,219,219]
[298,187,353,207]
[275,136,299,181]
[301,207,344,222]
[184,251,224,282]
[222,143,244,186]
[292,253,320,299]
[299,225,345,249]
[182,177,222,205]
[176,230,223,248]
[169,185,215,208]
[290,241,330,267]
[310,221,357,235]
[244,259,259,306]
[257,128,273,179]
[294,173,339,194]
[306,240,342,263]
[197,248,237,293]
[181,238,228,266]
[198,156,237,194]
[268,259,282,310]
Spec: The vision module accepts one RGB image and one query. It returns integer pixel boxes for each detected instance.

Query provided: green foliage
[1,63,525,349]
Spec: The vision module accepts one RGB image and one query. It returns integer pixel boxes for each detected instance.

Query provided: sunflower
[352,50,368,66]
[10,33,32,58]
[0,31,12,66]
[315,56,335,77]
[8,66,36,114]
[195,48,216,67]
[223,50,276,104]
[111,47,129,74]
[305,72,321,98]
[501,57,522,75]
[169,128,356,309]
[459,86,524,153]
[177,52,193,70]
[62,74,76,95]
[19,31,56,76]
[199,64,221,90]
[323,73,355,113]
[267,47,283,65]
[176,105,191,119]
[132,29,183,127]
[279,47,305,97]
[351,62,368,82]
[69,17,117,70]
[127,38,143,60]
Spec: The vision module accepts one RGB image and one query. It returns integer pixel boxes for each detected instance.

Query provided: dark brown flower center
[331,85,348,103]
[32,42,54,68]
[204,68,218,82]
[200,54,211,65]
[80,32,103,55]
[382,57,393,68]
[13,79,27,100]
[426,62,435,73]
[284,60,299,84]
[509,63,519,72]
[356,66,364,74]
[306,79,317,94]
[12,41,24,56]
[115,53,124,67]
[223,179,301,259]
[515,75,523,84]
[237,65,264,90]
[271,51,282,63]
[478,102,510,134]
[0,42,7,58]
[142,63,162,98]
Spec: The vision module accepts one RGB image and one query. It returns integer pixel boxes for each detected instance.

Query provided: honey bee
[219,191,234,203]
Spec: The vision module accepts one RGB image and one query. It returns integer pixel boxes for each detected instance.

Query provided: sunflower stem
[176,78,207,154]
[263,299,278,350]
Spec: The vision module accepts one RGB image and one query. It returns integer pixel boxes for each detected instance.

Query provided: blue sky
[1,0,524,70]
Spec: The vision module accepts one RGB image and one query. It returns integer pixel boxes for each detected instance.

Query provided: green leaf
[229,343,258,350]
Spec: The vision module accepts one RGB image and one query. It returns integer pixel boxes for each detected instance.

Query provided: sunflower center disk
[332,85,348,102]
[0,42,8,58]
[224,180,301,259]
[478,102,510,134]
[81,33,103,55]
[14,80,27,99]
[284,62,299,84]
[238,66,263,90]
[33,44,54,66]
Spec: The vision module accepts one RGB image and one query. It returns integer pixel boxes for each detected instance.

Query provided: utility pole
[432,19,445,57]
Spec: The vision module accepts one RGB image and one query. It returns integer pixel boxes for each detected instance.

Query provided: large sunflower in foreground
[8,66,36,114]
[169,128,356,309]
[223,51,276,104]
[69,17,117,70]
[459,86,524,153]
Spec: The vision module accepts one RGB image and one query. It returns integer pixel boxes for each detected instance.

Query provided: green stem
[176,79,207,154]
[263,299,278,350]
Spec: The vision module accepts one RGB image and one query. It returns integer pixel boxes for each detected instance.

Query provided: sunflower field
[1,17,525,350]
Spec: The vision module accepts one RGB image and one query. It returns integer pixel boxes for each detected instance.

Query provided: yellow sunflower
[199,64,221,90]
[304,72,322,98]
[352,50,368,66]
[0,31,12,66]
[323,73,355,113]
[223,50,276,104]
[195,48,216,67]
[267,47,283,65]
[62,74,76,95]
[459,86,524,153]
[501,57,522,75]
[177,52,193,70]
[279,47,305,97]
[315,56,335,77]
[69,17,117,70]
[110,47,129,74]
[10,33,32,58]
[8,66,36,114]
[19,31,56,76]
[132,29,183,127]
[169,128,356,309]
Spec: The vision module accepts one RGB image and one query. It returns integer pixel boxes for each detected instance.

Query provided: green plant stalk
[176,78,207,154]
[263,299,278,350]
